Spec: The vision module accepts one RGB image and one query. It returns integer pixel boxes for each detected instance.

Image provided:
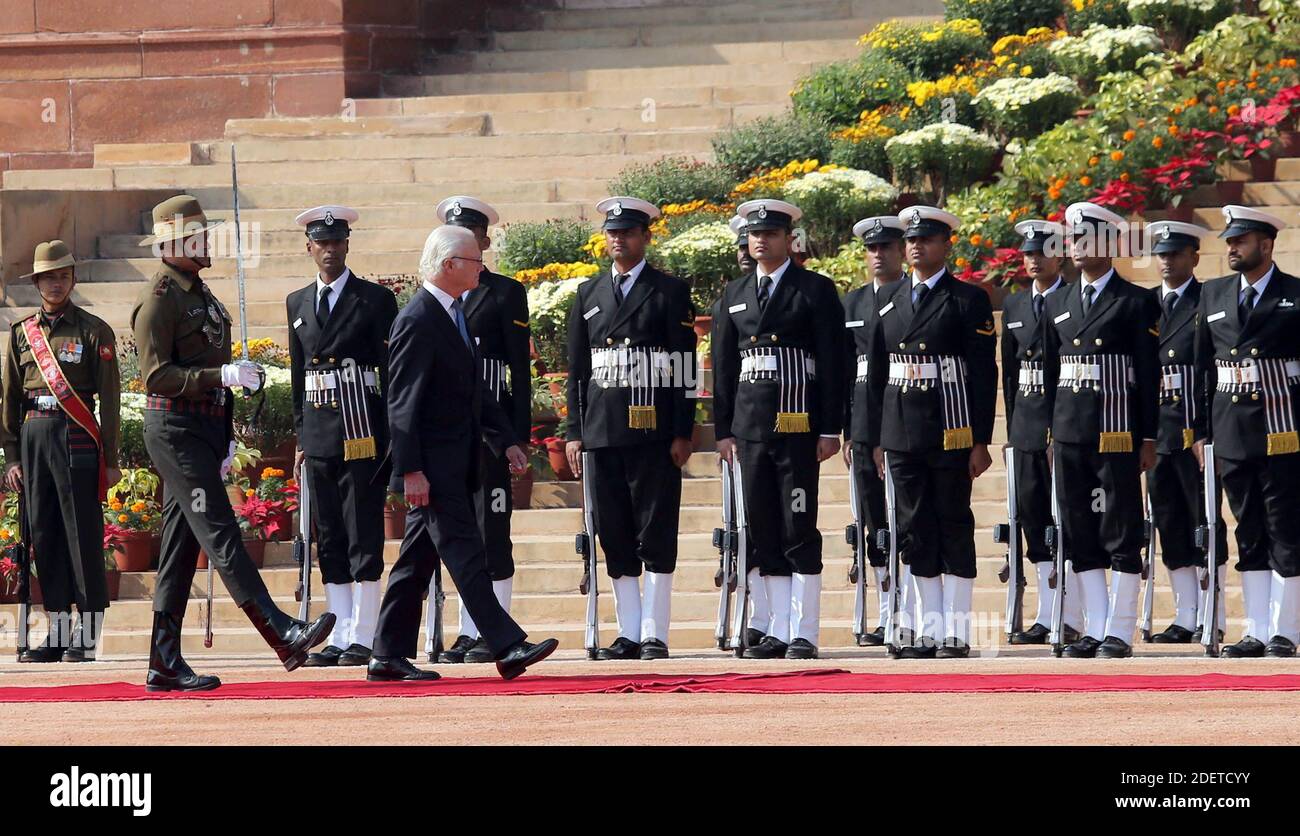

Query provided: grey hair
[419,224,476,281]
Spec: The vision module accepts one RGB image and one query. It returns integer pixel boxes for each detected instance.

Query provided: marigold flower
[118,514,128,523]
[1123,130,1136,142]
[1152,137,1164,149]
[970,235,983,246]
[1079,176,1092,187]
[1111,151,1125,162]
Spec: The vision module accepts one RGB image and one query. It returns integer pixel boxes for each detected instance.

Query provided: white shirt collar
[613,259,647,294]
[874,273,905,293]
[757,258,792,290]
[423,280,458,316]
[1081,267,1114,299]
[1033,276,1063,299]
[1240,265,1276,299]
[315,268,351,310]
[1162,276,1194,300]
[910,266,945,290]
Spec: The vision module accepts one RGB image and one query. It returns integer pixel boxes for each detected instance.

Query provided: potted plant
[106,469,162,572]
[224,442,262,508]
[254,467,297,542]
[1142,153,1214,221]
[231,494,282,568]
[511,465,535,510]
[384,491,408,539]
[885,122,1001,206]
[544,436,575,481]
[102,524,124,601]
[698,331,713,370]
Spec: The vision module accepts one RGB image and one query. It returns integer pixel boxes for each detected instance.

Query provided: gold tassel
[1267,431,1300,456]
[943,426,974,451]
[628,406,657,430]
[775,412,810,433]
[1183,428,1194,450]
[1098,432,1133,454]
[343,437,377,461]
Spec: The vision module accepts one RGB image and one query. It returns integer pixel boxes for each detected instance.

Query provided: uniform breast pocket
[175,324,210,362]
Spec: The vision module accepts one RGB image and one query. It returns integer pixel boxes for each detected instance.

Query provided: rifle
[575,450,600,660]
[712,456,738,650]
[293,462,313,622]
[1195,443,1221,657]
[1045,469,1068,657]
[1139,485,1157,642]
[992,446,1025,642]
[429,563,446,659]
[726,454,752,658]
[844,448,870,646]
[878,451,904,656]
[12,492,31,660]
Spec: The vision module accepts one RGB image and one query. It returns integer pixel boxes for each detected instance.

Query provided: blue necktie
[451,299,472,350]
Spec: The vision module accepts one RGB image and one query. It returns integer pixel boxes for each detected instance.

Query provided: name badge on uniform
[1207,311,1227,322]
[293,317,304,329]
[878,301,895,317]
[729,303,748,314]
[57,341,84,364]
[583,306,601,321]
[1006,321,1023,329]
[845,320,864,328]
[1054,312,1071,324]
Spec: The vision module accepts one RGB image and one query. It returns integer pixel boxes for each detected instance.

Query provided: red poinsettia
[1091,178,1150,213]
[1142,154,1213,207]
[103,522,126,554]
[982,247,1030,287]
[236,495,283,541]
[0,555,16,583]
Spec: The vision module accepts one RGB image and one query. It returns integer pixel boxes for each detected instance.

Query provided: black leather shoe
[337,643,373,666]
[640,638,669,660]
[496,638,559,681]
[1064,625,1083,644]
[145,612,221,692]
[304,645,345,667]
[596,636,641,661]
[1265,635,1297,658]
[785,638,818,659]
[1010,623,1050,644]
[742,636,789,659]
[1221,636,1267,658]
[19,642,66,663]
[1063,635,1101,658]
[860,626,885,646]
[62,647,96,663]
[464,637,495,663]
[63,612,100,662]
[239,592,336,672]
[937,637,970,658]
[1191,627,1225,643]
[744,628,767,648]
[367,655,441,682]
[437,634,475,664]
[1098,636,1133,658]
[897,638,937,659]
[1151,624,1195,644]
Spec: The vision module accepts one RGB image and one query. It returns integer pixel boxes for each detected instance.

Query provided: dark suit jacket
[1154,279,1208,454]
[565,263,696,448]
[713,262,845,442]
[1041,271,1160,447]
[1194,268,1300,460]
[842,279,903,444]
[865,270,998,454]
[287,272,398,458]
[464,269,532,445]
[1001,281,1069,452]
[387,287,517,494]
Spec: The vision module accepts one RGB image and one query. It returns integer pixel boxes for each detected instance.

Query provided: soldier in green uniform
[131,194,335,691]
[2,240,121,662]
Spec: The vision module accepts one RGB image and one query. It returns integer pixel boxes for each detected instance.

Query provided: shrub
[791,52,911,128]
[859,18,990,80]
[885,122,1001,204]
[1127,0,1234,51]
[712,111,832,178]
[1065,0,1133,33]
[973,73,1084,138]
[651,222,739,311]
[782,168,899,255]
[498,218,594,273]
[804,239,871,294]
[1048,24,1164,83]
[235,366,294,453]
[945,0,1065,41]
[607,156,734,206]
[527,277,588,373]
[829,134,892,178]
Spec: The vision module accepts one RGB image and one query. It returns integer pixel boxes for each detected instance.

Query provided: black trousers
[305,453,388,585]
[1052,440,1143,574]
[588,440,682,577]
[145,411,269,617]
[1150,449,1227,570]
[475,441,514,580]
[1012,447,1052,566]
[886,448,976,579]
[849,441,887,568]
[736,434,822,576]
[1219,452,1300,576]
[372,482,527,659]
[21,413,108,612]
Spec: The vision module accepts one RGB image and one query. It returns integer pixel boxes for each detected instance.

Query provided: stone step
[534,0,931,30]
[354,84,794,117]
[427,39,862,76]
[190,202,591,230]
[98,228,431,260]
[486,103,781,135]
[224,114,490,140]
[493,18,869,52]
[1240,180,1300,207]
[176,179,612,213]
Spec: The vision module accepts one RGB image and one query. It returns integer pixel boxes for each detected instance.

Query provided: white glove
[221,361,263,392]
[220,440,237,481]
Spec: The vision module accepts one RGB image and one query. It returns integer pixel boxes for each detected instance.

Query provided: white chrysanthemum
[885,121,1001,151]
[1128,0,1222,11]
[972,74,1081,112]
[784,167,899,205]
[526,277,587,326]
[1049,24,1162,65]
[656,222,735,258]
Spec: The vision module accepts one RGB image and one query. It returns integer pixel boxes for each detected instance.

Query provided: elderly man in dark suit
[367,225,558,681]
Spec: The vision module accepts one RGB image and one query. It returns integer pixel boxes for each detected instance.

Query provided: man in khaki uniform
[131,194,335,691]
[2,240,121,662]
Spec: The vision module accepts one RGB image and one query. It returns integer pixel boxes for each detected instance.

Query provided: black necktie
[1240,285,1257,324]
[613,273,628,306]
[1032,294,1044,321]
[1083,284,1095,314]
[913,282,929,307]
[1163,291,1178,320]
[317,285,332,327]
[757,275,772,311]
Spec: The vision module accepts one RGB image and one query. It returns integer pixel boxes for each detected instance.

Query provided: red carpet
[4,669,1300,702]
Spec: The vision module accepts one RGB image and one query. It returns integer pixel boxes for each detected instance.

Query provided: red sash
[22,317,108,500]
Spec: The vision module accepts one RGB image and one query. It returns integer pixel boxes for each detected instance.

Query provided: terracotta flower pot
[383,506,407,539]
[105,569,121,602]
[1249,155,1277,182]
[546,438,575,481]
[269,510,293,542]
[113,530,154,572]
[1161,203,1196,223]
[226,484,248,509]
[693,314,712,341]
[1280,131,1300,158]
[1215,180,1246,204]
[511,468,534,510]
[198,538,265,569]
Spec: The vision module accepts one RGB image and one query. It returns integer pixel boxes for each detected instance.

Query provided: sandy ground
[3,646,1300,745]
